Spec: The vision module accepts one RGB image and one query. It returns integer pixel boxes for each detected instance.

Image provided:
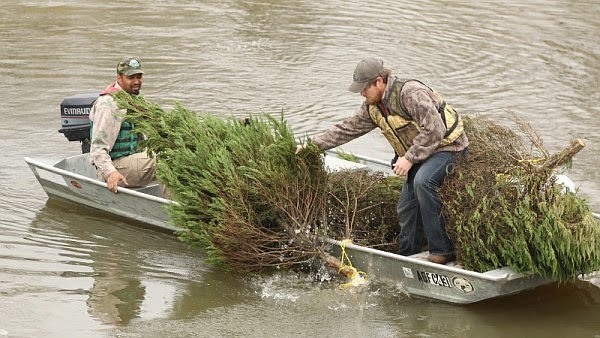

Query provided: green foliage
[335,150,359,163]
[441,115,600,281]
[116,92,599,281]
[115,91,332,272]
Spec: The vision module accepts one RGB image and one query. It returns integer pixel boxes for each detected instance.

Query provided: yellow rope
[338,239,368,289]
[517,157,546,164]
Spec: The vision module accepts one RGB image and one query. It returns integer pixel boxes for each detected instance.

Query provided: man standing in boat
[297,57,468,264]
[89,57,157,194]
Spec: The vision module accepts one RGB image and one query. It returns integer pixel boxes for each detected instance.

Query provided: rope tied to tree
[338,239,368,289]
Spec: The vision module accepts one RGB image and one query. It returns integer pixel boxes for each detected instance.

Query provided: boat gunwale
[24,155,173,206]
[324,238,535,282]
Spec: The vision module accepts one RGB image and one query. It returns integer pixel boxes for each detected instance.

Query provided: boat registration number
[415,270,452,288]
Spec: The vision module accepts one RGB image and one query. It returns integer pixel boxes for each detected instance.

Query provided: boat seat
[131,182,163,197]
[323,155,367,172]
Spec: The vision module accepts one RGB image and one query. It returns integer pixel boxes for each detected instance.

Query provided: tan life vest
[368,79,464,157]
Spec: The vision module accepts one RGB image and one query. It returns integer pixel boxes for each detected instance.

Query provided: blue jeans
[397,151,461,256]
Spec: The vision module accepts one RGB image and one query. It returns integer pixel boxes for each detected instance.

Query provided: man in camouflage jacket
[298,58,468,264]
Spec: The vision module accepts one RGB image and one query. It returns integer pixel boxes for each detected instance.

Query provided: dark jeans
[397,151,461,256]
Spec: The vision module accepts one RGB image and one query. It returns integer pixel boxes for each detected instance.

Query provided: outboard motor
[58,93,98,154]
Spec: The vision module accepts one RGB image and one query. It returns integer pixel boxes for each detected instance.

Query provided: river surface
[1,1,599,337]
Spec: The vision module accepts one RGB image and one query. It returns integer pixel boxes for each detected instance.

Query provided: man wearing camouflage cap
[89,57,159,194]
[297,57,468,264]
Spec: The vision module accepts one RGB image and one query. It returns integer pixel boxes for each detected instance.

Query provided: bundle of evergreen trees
[115,92,398,274]
[441,116,600,280]
[115,92,600,281]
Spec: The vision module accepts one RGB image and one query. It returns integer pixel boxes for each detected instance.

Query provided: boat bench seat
[323,155,367,172]
[131,183,163,197]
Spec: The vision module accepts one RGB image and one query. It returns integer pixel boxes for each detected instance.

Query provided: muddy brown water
[1,1,599,337]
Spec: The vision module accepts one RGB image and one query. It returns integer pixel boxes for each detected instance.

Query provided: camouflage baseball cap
[348,58,384,93]
[116,57,144,76]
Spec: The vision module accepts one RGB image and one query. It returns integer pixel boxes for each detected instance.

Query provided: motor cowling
[58,92,98,153]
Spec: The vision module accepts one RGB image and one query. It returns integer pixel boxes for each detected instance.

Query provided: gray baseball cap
[348,58,384,93]
[117,57,144,76]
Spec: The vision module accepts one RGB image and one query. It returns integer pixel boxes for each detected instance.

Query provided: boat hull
[25,154,176,232]
[326,239,552,304]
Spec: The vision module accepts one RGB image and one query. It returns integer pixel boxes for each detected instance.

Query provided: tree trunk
[538,138,585,172]
[317,249,357,278]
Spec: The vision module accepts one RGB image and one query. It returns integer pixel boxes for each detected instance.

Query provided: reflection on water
[86,251,146,325]
[25,202,164,325]
[20,201,252,326]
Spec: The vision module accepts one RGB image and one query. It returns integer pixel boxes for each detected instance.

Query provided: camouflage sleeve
[311,103,377,151]
[89,95,124,180]
[401,82,447,163]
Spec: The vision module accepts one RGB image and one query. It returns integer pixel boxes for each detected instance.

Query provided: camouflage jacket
[89,83,127,180]
[311,76,469,164]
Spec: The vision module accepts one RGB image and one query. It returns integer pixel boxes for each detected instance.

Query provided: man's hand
[393,156,413,177]
[106,171,128,193]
